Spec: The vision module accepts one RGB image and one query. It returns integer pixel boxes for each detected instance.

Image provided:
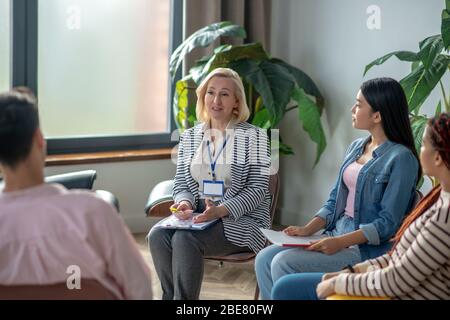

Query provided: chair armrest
[95,190,120,213]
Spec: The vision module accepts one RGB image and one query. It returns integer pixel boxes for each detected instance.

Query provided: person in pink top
[0,88,152,300]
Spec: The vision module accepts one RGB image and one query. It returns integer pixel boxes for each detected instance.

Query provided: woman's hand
[306,237,344,255]
[283,226,311,237]
[316,278,336,299]
[193,199,228,223]
[170,201,193,220]
[321,269,350,281]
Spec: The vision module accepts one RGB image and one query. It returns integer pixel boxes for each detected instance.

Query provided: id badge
[203,180,225,197]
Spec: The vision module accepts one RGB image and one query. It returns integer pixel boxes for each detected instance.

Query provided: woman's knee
[147,227,171,250]
[271,249,300,272]
[272,273,323,300]
[255,245,283,270]
[171,230,201,252]
[271,274,298,300]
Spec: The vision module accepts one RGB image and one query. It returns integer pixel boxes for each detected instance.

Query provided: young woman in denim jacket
[255,78,421,299]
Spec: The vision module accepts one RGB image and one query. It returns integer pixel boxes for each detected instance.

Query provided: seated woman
[148,67,271,300]
[272,113,450,300]
[255,77,420,299]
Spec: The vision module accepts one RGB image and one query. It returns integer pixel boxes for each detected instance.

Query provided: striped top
[173,121,271,253]
[335,190,450,299]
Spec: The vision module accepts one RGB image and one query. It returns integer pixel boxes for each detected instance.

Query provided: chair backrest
[45,170,97,189]
[268,173,280,226]
[412,189,424,210]
[145,180,175,217]
[0,279,117,300]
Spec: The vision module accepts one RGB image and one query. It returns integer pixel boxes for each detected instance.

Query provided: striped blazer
[173,121,271,253]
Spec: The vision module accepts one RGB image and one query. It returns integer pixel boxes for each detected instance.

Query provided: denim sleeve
[359,151,418,245]
[314,175,339,229]
[314,139,362,229]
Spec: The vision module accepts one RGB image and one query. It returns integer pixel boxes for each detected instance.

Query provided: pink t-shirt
[0,183,152,300]
[343,161,364,218]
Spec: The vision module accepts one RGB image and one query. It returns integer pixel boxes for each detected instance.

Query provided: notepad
[260,228,327,247]
[153,214,219,230]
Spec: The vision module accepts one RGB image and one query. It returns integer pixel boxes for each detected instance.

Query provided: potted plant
[169,21,327,165]
[364,0,450,185]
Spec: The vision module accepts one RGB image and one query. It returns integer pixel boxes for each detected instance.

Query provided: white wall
[271,0,446,226]
[45,159,175,233]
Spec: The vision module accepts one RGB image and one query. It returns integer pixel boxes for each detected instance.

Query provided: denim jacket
[315,137,419,260]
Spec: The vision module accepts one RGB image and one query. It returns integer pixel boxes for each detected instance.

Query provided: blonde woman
[148,68,271,300]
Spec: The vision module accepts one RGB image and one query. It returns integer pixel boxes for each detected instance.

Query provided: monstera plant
[169,21,327,164]
[364,1,450,159]
[364,0,450,186]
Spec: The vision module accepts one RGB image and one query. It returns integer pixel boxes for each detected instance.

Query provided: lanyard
[207,135,229,180]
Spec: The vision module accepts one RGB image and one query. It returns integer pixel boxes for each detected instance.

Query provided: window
[0,0,10,91]
[11,0,182,154]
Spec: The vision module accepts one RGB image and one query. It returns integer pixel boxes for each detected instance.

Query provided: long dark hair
[360,77,421,180]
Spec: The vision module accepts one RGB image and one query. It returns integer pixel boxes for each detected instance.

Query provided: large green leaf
[173,78,196,130]
[435,100,443,116]
[192,43,270,85]
[410,115,428,155]
[364,51,419,76]
[418,35,444,69]
[271,58,325,110]
[442,1,450,49]
[169,22,246,79]
[400,54,450,112]
[209,43,269,67]
[292,87,327,165]
[229,59,296,126]
[251,107,272,129]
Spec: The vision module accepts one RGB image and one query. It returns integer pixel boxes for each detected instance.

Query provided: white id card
[203,180,225,197]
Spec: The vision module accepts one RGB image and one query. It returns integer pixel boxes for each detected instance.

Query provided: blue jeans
[255,215,361,299]
[271,273,324,300]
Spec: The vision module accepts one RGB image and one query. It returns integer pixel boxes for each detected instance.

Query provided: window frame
[11,0,182,155]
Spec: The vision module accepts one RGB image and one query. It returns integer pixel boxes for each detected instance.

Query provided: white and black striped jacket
[173,121,271,253]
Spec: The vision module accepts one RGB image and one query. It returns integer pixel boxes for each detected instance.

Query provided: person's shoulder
[388,142,416,159]
[236,122,259,130]
[350,137,366,147]
[181,123,204,138]
[235,122,267,136]
[58,188,118,216]
[346,137,366,153]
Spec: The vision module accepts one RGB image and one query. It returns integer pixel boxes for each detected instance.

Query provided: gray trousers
[147,220,248,300]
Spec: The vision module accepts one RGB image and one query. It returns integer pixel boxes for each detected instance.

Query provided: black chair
[45,170,97,189]
[1,170,120,212]
[46,170,120,213]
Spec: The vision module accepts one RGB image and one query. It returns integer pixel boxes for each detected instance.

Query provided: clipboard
[260,228,327,247]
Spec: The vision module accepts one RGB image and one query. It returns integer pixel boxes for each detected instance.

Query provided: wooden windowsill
[45,148,173,166]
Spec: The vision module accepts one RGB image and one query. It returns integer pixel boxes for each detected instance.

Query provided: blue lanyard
[207,135,229,180]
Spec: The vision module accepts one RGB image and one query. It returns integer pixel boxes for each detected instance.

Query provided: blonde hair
[195,68,250,123]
